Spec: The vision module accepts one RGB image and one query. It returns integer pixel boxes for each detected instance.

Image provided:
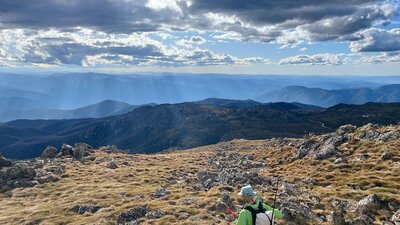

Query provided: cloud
[358,51,400,63]
[350,28,400,52]
[176,36,207,48]
[0,0,397,44]
[0,29,268,67]
[279,53,349,65]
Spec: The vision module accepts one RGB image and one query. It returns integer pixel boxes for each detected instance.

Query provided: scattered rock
[61,144,74,156]
[0,156,12,168]
[297,139,318,159]
[391,210,400,224]
[145,210,166,219]
[117,205,148,224]
[330,210,346,225]
[41,146,58,159]
[106,161,118,169]
[348,215,374,225]
[381,152,393,161]
[72,204,101,214]
[153,187,170,198]
[356,154,369,161]
[378,130,400,142]
[314,144,340,160]
[333,158,347,164]
[337,124,357,135]
[356,194,382,214]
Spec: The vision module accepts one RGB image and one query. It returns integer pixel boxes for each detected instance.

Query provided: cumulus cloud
[350,28,400,52]
[0,29,268,67]
[0,0,397,44]
[176,36,207,48]
[358,51,400,63]
[279,54,349,65]
[0,0,399,68]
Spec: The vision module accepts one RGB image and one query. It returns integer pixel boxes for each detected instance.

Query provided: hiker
[236,185,283,225]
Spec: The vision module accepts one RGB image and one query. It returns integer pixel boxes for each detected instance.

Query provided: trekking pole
[223,203,238,218]
[270,176,280,224]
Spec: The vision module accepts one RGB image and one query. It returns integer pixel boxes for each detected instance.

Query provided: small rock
[356,194,382,214]
[117,205,148,224]
[106,161,118,169]
[61,144,74,156]
[315,144,339,160]
[330,210,346,225]
[41,146,58,159]
[145,210,166,219]
[153,188,170,198]
[333,158,346,164]
[356,154,369,161]
[337,124,357,135]
[0,156,12,168]
[348,215,374,225]
[391,210,400,224]
[72,204,101,214]
[381,152,393,161]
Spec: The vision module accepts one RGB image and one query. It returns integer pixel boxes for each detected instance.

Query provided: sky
[0,0,399,75]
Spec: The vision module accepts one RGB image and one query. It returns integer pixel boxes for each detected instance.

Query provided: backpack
[244,202,275,225]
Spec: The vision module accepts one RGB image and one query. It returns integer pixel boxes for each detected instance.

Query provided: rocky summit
[0,123,399,225]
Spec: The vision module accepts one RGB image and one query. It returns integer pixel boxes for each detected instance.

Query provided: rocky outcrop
[0,156,12,168]
[297,131,345,160]
[0,156,66,193]
[356,194,382,214]
[41,146,58,159]
[61,144,74,156]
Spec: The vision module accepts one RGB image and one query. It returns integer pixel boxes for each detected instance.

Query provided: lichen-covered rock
[41,146,58,159]
[145,210,166,219]
[117,205,148,224]
[61,144,74,156]
[330,210,346,225]
[72,204,101,214]
[153,187,170,198]
[337,124,357,135]
[356,194,382,214]
[106,161,118,169]
[348,215,374,225]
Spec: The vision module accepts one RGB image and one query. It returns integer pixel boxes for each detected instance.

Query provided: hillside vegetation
[0,123,399,224]
[2,102,400,159]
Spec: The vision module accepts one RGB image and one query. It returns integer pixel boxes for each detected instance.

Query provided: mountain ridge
[1,101,400,159]
[258,84,400,107]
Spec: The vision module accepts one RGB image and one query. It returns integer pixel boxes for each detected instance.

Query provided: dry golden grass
[0,126,399,224]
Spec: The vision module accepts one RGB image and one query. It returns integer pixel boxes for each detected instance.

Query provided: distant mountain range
[1,72,399,111]
[1,100,399,159]
[0,100,152,122]
[258,84,400,107]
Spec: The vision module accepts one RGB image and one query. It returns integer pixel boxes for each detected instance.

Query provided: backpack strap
[244,206,257,225]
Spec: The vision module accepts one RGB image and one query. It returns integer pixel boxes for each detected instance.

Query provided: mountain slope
[1,101,400,159]
[0,124,398,224]
[258,84,400,107]
[0,100,149,122]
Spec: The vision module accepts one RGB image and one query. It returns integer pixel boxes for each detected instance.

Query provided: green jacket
[236,198,283,225]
